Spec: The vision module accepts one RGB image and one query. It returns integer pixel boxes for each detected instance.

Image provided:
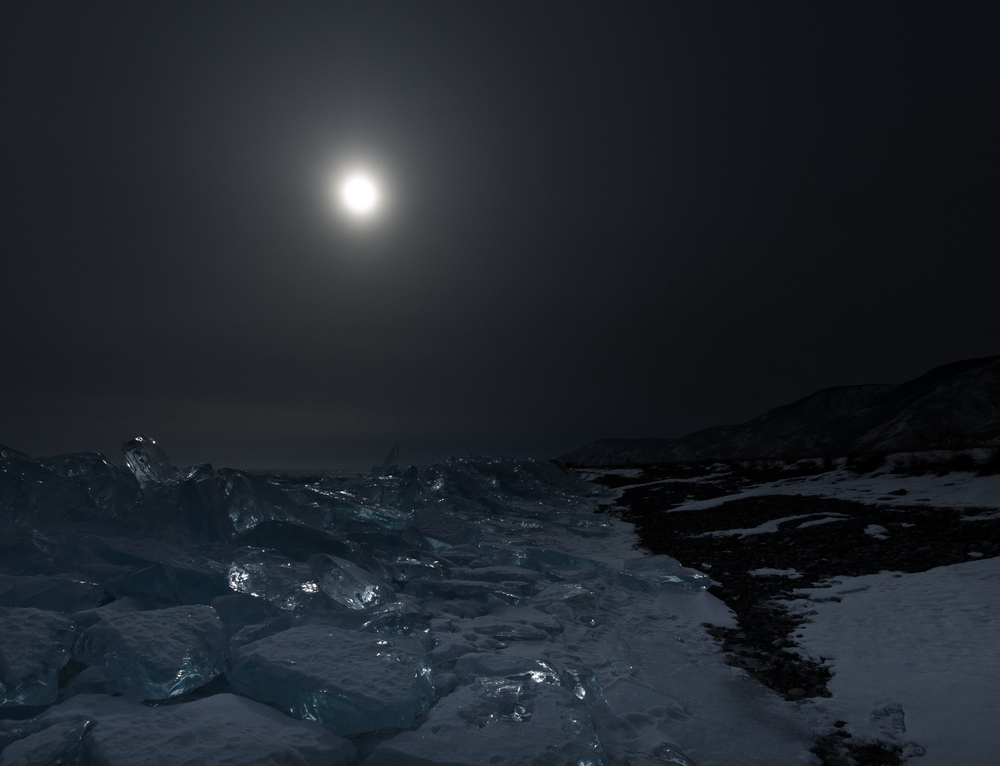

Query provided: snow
[597,459,1000,763]
[309,553,396,609]
[864,524,889,539]
[667,468,1000,513]
[696,513,840,537]
[749,568,803,579]
[794,515,848,529]
[226,547,321,612]
[788,557,1000,765]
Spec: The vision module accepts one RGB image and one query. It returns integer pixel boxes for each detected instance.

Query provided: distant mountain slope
[562,355,1000,466]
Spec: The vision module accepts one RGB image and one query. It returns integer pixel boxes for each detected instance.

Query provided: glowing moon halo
[340,175,379,215]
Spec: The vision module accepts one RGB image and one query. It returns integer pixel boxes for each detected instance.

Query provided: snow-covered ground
[590,458,1000,764]
[667,467,1000,514]
[789,558,1000,766]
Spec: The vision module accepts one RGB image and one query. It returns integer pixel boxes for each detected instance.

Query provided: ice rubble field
[0,439,826,766]
[1,442,997,765]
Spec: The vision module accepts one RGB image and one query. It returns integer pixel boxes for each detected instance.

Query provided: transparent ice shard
[0,574,104,613]
[33,693,357,766]
[372,443,400,477]
[366,681,607,766]
[0,449,91,528]
[228,615,294,652]
[60,665,120,699]
[525,548,609,575]
[452,654,560,685]
[210,593,281,639]
[226,547,321,612]
[307,553,395,610]
[619,555,711,592]
[0,716,92,766]
[325,493,412,530]
[218,470,299,535]
[173,472,233,543]
[227,624,433,737]
[395,465,420,510]
[450,565,543,586]
[442,566,548,597]
[71,598,144,630]
[236,520,354,562]
[72,604,226,700]
[532,582,592,605]
[559,664,604,703]
[110,560,229,608]
[411,507,482,547]
[0,443,32,461]
[358,594,423,635]
[38,452,141,519]
[474,546,609,582]
[0,607,74,706]
[404,578,523,604]
[471,620,548,641]
[121,436,176,485]
[337,464,422,511]
[623,554,685,576]
[386,555,448,584]
[271,594,424,639]
[651,742,699,766]
[347,529,428,559]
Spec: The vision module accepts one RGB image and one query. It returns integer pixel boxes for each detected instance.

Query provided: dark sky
[3,3,999,469]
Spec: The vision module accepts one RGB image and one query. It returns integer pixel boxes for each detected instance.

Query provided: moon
[339,174,379,215]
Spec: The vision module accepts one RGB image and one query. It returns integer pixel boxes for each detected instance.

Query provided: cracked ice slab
[307,553,396,609]
[72,605,226,700]
[0,575,105,613]
[33,693,356,766]
[0,716,92,766]
[227,623,433,736]
[226,547,321,612]
[0,607,74,707]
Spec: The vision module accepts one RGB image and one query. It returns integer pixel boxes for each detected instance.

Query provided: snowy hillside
[562,355,1000,466]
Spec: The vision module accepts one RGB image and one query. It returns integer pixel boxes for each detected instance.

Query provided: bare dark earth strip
[587,462,1000,766]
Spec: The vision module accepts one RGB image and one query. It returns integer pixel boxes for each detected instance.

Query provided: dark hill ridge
[562,355,1000,466]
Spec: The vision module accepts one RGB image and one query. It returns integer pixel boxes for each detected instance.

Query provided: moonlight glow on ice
[339,174,379,215]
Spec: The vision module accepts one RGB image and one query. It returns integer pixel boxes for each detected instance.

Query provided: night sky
[3,3,999,469]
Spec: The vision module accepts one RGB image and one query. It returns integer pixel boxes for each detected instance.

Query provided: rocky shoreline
[585,460,1000,766]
